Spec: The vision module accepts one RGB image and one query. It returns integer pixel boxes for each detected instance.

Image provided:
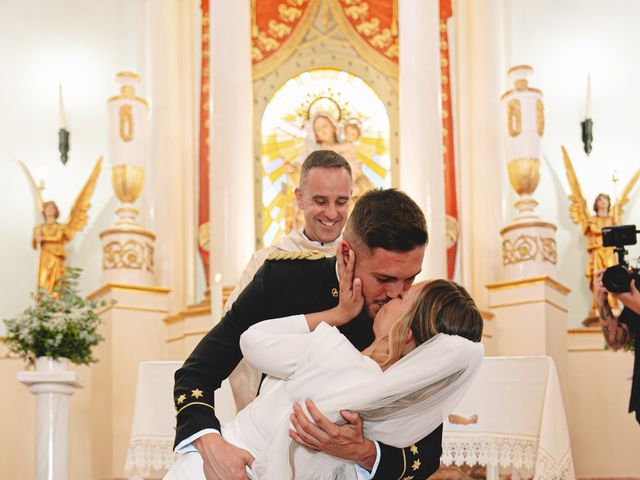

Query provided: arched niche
[252,11,399,248]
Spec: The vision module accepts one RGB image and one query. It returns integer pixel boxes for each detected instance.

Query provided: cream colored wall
[0,0,199,334]
[567,330,639,478]
[0,1,197,478]
[500,0,640,326]
[454,0,640,324]
[0,0,138,335]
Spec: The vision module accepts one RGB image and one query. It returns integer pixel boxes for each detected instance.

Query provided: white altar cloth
[442,356,575,479]
[124,357,575,480]
[124,361,182,480]
[124,361,237,480]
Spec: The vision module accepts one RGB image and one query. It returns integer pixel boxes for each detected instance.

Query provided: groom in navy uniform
[173,188,442,479]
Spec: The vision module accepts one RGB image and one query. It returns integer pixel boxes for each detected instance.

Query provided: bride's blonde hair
[378,280,483,368]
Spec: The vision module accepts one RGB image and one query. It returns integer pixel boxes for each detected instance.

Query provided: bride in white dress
[167,267,484,479]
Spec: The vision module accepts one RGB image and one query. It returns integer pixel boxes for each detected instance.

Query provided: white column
[399,0,446,279]
[210,0,254,287]
[143,0,194,311]
[18,361,81,480]
[454,0,508,306]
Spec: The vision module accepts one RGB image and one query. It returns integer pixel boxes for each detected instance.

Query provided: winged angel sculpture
[561,146,640,311]
[19,157,103,294]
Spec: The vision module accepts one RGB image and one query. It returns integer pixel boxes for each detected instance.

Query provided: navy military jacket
[173,255,443,479]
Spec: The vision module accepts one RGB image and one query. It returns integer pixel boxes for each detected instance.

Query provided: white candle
[586,74,592,119]
[211,273,223,324]
[58,84,67,129]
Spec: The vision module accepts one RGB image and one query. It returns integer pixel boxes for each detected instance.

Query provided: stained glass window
[260,68,391,247]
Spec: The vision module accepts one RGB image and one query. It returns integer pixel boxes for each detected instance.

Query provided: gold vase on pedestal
[507,156,541,218]
[111,164,145,226]
[100,72,155,285]
[500,65,557,280]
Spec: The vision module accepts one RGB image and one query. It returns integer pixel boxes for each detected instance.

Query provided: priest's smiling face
[295,166,352,244]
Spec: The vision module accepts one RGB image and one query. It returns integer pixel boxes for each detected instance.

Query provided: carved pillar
[500,65,558,280]
[101,72,156,286]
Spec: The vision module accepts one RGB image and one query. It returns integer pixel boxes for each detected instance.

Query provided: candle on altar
[58,84,67,129]
[585,74,592,119]
[212,273,223,322]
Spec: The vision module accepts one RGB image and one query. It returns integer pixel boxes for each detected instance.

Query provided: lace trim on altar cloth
[441,435,575,480]
[124,436,176,480]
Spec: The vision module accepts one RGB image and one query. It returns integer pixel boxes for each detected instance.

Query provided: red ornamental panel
[251,0,316,77]
[198,0,211,284]
[332,0,399,75]
[439,0,459,280]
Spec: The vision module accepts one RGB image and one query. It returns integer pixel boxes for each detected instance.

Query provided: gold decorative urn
[500,65,557,280]
[100,72,155,285]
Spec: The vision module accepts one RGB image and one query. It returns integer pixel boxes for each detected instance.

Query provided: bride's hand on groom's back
[194,433,254,480]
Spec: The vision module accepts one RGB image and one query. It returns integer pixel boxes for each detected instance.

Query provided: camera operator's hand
[593,269,609,309]
[611,279,640,314]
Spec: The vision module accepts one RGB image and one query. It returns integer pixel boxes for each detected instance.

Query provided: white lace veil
[251,328,484,479]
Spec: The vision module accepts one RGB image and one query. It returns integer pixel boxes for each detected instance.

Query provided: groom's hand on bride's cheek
[289,400,377,470]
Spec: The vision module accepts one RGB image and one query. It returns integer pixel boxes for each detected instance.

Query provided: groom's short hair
[300,150,352,187]
[344,188,428,252]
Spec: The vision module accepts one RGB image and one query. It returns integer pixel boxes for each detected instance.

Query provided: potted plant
[3,267,106,370]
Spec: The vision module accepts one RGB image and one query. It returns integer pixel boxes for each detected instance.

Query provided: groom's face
[353,245,425,318]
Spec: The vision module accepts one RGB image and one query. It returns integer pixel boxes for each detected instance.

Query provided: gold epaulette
[267,250,325,261]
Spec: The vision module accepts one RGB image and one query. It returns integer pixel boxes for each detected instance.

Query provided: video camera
[602,224,640,293]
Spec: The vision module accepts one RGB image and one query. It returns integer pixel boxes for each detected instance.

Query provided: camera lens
[602,265,632,293]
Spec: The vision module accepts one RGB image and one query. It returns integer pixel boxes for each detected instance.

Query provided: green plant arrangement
[3,267,107,365]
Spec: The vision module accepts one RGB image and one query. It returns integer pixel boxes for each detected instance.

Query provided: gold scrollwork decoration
[539,237,557,263]
[502,235,557,265]
[507,99,521,137]
[103,239,154,272]
[536,99,545,136]
[146,242,154,273]
[119,105,134,142]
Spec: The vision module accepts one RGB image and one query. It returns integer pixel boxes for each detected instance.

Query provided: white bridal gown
[166,315,482,479]
[167,315,383,479]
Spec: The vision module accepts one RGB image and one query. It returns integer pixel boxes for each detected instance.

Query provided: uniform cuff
[174,428,220,453]
[355,441,381,479]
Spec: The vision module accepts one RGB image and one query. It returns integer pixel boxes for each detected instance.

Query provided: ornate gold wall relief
[502,235,557,265]
[536,99,545,136]
[119,105,134,142]
[507,99,521,137]
[103,239,154,272]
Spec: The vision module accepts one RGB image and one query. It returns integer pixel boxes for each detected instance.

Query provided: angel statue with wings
[562,146,640,314]
[20,157,103,294]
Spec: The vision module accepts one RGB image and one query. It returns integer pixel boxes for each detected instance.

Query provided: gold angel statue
[561,146,640,313]
[20,157,103,294]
